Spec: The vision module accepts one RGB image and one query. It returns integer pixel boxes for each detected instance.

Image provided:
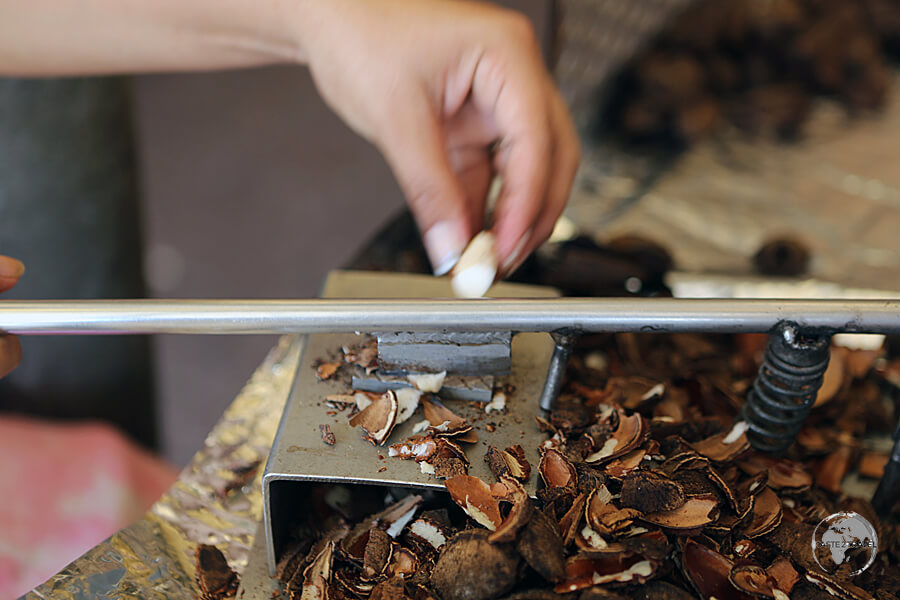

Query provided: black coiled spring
[741,322,831,453]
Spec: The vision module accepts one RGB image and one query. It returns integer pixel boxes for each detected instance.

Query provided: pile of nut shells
[603,0,900,146]
[278,333,900,600]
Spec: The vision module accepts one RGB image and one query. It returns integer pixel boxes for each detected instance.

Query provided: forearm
[0,0,311,76]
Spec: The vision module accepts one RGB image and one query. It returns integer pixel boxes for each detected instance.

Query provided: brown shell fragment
[766,558,798,595]
[387,546,419,578]
[489,476,533,544]
[620,470,686,514]
[483,445,531,482]
[430,438,470,479]
[742,487,782,539]
[364,527,394,578]
[605,446,649,478]
[423,396,478,443]
[195,544,239,600]
[804,571,874,600]
[858,452,889,479]
[540,449,577,488]
[632,581,696,600]
[814,445,854,493]
[316,361,341,381]
[585,410,645,464]
[641,495,719,531]
[408,516,451,554]
[370,576,411,600]
[691,426,751,463]
[319,424,336,446]
[682,539,748,600]
[445,475,503,531]
[302,539,338,600]
[343,340,378,372]
[586,487,641,535]
[431,530,520,600]
[738,455,812,492]
[555,554,658,593]
[349,390,399,446]
[389,436,438,462]
[517,508,566,582]
[729,565,783,599]
[559,493,589,545]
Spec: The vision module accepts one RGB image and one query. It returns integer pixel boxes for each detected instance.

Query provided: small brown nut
[431,530,520,600]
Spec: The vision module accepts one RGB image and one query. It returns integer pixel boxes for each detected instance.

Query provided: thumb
[377,94,472,276]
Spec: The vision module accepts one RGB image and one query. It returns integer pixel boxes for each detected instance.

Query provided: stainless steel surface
[2,295,900,335]
[262,272,558,576]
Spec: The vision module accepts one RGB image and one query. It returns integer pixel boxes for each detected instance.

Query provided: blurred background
[2,0,900,594]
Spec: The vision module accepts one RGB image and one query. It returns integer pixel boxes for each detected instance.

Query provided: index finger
[472,52,553,268]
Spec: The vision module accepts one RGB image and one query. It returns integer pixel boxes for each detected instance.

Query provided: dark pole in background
[0,77,156,450]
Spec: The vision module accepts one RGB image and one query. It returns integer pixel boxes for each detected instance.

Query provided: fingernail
[500,228,532,275]
[0,257,25,279]
[424,221,467,276]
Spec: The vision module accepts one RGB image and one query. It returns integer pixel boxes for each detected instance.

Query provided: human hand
[297,0,580,277]
[0,256,24,378]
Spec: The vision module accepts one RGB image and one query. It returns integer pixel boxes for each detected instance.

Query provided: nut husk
[431,530,520,600]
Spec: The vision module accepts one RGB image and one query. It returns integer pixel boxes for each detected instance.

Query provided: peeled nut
[451,231,497,298]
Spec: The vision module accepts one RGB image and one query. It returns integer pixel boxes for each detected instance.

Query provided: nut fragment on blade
[451,231,497,298]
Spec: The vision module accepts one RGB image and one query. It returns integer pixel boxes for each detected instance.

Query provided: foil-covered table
[23,335,303,600]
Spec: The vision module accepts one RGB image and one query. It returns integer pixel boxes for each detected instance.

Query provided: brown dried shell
[605,446,649,478]
[489,476,533,543]
[343,340,378,372]
[389,435,438,462]
[729,565,784,599]
[691,426,751,463]
[766,558,798,594]
[585,410,645,464]
[555,553,658,593]
[364,527,394,578]
[517,507,566,583]
[804,571,874,600]
[369,576,410,600]
[539,448,577,488]
[485,445,531,482]
[742,487,782,539]
[641,495,719,531]
[738,455,812,492]
[423,396,477,443]
[586,487,641,535]
[316,361,341,381]
[620,470,686,514]
[387,546,419,578]
[431,530,520,600]
[814,444,854,493]
[558,492,589,545]
[349,390,399,446]
[408,516,452,554]
[195,544,239,600]
[445,475,503,531]
[682,539,740,600]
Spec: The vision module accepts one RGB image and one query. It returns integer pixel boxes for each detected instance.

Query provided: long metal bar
[0,298,898,335]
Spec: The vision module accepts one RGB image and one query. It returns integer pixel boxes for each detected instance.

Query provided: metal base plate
[261,270,557,576]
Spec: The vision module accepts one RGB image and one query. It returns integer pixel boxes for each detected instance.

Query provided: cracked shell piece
[445,475,503,531]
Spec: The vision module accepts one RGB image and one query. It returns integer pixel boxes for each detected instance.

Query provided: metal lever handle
[0,298,899,335]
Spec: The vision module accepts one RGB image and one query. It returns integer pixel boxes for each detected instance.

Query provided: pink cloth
[0,416,178,599]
